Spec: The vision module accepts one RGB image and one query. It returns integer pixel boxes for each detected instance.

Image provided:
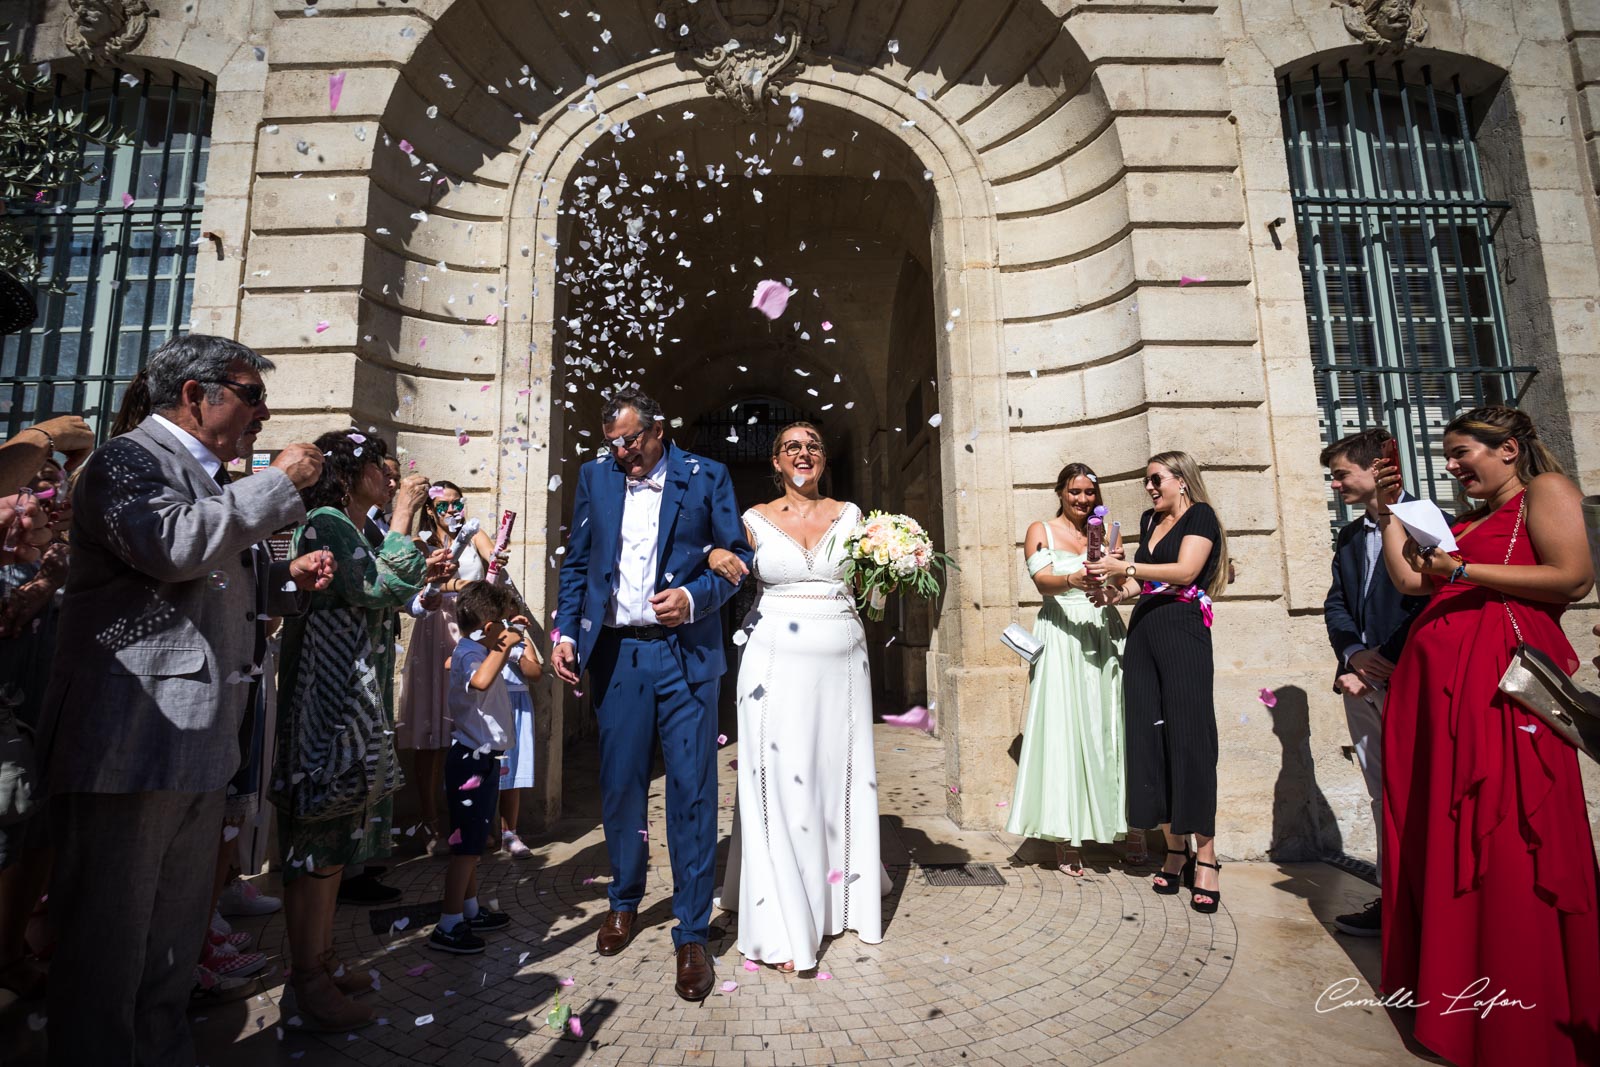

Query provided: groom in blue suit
[552,386,751,1001]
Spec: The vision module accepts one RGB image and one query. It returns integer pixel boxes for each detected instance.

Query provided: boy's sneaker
[1333,899,1381,937]
[427,923,486,955]
[467,910,511,933]
[219,878,282,917]
[201,941,269,980]
[502,832,532,858]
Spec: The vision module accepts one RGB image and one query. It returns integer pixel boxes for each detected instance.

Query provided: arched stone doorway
[540,98,941,767]
[260,0,1135,831]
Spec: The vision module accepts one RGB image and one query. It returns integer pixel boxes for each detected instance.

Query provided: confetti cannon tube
[487,510,516,581]
[422,517,481,599]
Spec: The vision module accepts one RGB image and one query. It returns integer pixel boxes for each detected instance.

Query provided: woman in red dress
[1374,406,1600,1067]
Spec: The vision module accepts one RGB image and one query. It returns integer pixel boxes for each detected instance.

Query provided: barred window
[1,70,211,442]
[1280,62,1527,528]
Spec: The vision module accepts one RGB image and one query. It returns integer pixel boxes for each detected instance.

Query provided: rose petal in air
[827,869,843,884]
[459,775,482,791]
[750,279,790,320]
[1257,688,1278,708]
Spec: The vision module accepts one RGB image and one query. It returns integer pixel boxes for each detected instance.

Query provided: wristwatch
[1125,563,1138,578]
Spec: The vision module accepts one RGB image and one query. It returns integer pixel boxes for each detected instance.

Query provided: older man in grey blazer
[36,335,333,1066]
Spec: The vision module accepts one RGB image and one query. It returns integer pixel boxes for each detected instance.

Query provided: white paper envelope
[1389,499,1459,554]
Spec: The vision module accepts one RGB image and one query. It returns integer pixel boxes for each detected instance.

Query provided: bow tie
[627,476,663,493]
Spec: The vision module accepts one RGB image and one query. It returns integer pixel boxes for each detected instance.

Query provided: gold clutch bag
[1497,643,1600,765]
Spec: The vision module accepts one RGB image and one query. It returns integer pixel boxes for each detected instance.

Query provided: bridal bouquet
[836,511,954,622]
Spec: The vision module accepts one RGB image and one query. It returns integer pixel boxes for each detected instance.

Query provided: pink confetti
[817,972,832,981]
[419,337,428,349]
[883,705,933,733]
[405,963,433,977]
[948,786,960,795]
[1258,688,1278,708]
[996,800,1008,807]
[428,486,448,499]
[717,734,728,745]
[457,433,470,446]
[567,1017,583,1038]
[827,869,843,884]
[480,384,491,392]
[328,71,346,112]
[1179,275,1208,287]
[518,388,531,396]
[549,628,562,642]
[728,759,738,770]
[314,321,330,333]
[459,775,482,791]
[742,960,759,972]
[121,193,134,208]
[447,828,462,845]
[720,981,738,993]
[573,689,583,698]
[484,313,499,325]
[581,877,598,885]
[750,280,790,320]
[637,829,648,840]
[821,320,833,331]
[398,139,414,154]
[558,976,574,987]
[33,190,45,202]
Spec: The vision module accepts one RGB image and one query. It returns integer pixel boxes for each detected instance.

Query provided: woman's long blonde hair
[1149,450,1231,599]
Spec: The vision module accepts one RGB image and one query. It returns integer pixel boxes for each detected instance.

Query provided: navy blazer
[555,442,752,683]
[1324,494,1429,679]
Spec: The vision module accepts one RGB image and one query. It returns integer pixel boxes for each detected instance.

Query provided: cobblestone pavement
[1,727,1419,1064]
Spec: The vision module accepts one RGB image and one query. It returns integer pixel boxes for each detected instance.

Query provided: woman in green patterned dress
[273,430,450,1031]
[1004,462,1139,875]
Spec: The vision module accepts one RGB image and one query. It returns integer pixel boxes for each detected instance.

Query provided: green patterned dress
[1004,526,1129,846]
[274,505,427,880]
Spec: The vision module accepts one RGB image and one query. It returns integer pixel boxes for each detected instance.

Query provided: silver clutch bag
[1497,643,1600,765]
[1000,623,1043,665]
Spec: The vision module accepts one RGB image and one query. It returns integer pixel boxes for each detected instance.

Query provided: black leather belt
[606,624,670,641]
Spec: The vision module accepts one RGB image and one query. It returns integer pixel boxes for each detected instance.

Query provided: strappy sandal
[1055,842,1086,878]
[1122,834,1150,867]
[1189,860,1222,914]
[1152,847,1192,896]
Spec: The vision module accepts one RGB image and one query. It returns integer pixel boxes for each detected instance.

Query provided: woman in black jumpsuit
[1087,450,1229,913]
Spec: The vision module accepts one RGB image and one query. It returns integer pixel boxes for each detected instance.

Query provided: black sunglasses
[1143,472,1166,488]
[213,379,266,406]
[610,428,651,452]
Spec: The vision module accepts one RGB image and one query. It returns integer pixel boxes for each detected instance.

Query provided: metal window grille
[1280,61,1531,530]
[1,69,211,442]
[691,396,813,463]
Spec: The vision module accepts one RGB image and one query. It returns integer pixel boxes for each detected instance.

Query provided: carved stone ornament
[1336,0,1428,54]
[62,0,152,64]
[659,0,839,115]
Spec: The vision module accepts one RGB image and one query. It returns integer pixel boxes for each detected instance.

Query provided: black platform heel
[1152,847,1191,896]
[1189,859,1222,914]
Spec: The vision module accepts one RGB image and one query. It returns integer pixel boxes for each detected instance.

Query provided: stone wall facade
[13,0,1600,857]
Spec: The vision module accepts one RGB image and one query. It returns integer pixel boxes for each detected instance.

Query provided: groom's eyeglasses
[779,441,824,457]
[609,428,650,452]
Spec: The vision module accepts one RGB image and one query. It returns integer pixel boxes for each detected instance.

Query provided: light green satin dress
[1005,525,1129,846]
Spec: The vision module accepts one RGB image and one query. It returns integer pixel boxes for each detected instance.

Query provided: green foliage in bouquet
[835,510,958,623]
[0,29,124,285]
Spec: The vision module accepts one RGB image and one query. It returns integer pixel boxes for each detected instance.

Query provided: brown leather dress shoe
[595,909,635,956]
[674,942,714,1002]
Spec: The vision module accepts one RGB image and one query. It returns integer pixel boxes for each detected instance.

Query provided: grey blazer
[35,417,308,795]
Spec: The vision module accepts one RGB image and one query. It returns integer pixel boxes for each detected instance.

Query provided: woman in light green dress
[1005,462,1137,875]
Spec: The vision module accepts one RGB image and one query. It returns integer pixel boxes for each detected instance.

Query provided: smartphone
[1380,437,1402,504]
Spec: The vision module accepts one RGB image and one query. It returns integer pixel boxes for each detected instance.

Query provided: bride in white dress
[712,421,887,972]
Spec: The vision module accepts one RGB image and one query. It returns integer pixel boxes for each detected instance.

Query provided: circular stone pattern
[239,857,1235,1065]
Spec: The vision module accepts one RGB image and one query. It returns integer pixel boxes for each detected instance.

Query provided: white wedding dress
[718,501,888,970]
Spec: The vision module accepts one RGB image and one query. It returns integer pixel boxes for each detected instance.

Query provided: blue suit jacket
[1324,494,1429,682]
[555,442,752,683]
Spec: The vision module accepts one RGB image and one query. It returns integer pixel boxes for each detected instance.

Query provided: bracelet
[1449,562,1468,583]
[19,425,53,452]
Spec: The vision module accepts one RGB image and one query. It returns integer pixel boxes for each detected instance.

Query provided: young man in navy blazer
[552,386,752,1001]
[1322,427,1428,938]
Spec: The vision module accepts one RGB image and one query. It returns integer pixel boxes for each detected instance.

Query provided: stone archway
[249,0,1171,830]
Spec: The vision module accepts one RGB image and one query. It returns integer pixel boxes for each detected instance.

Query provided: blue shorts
[444,742,502,856]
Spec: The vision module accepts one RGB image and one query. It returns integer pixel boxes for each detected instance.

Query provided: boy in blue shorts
[428,581,538,954]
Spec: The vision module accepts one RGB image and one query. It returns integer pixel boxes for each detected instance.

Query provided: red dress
[1382,491,1600,1066]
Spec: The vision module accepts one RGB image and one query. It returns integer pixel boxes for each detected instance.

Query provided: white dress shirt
[610,454,670,627]
[151,412,222,480]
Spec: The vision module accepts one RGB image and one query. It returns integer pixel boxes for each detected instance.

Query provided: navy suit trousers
[588,630,720,947]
